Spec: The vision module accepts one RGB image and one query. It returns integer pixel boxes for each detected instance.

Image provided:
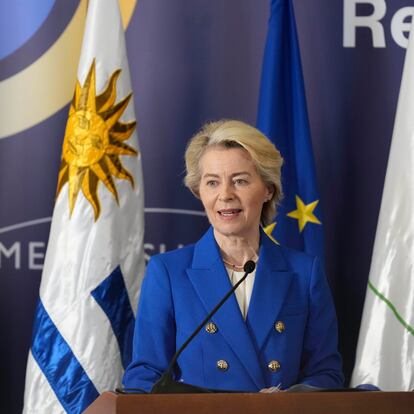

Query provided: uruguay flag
[257,0,324,261]
[22,1,145,412]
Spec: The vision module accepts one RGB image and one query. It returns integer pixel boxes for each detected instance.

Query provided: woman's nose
[218,184,234,201]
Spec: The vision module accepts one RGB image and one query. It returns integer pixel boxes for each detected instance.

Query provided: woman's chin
[213,223,256,241]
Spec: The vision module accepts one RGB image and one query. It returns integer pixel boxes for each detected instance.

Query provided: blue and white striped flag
[23,0,145,412]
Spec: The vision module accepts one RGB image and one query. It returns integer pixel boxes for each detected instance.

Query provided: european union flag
[257,0,324,262]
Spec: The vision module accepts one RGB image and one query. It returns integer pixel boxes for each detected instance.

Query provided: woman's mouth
[218,209,242,218]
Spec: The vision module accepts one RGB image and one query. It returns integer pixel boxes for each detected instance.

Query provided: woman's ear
[265,185,274,202]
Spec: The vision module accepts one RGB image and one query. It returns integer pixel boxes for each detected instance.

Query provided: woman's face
[198,146,273,241]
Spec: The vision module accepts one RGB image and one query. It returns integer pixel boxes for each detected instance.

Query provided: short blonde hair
[184,120,283,226]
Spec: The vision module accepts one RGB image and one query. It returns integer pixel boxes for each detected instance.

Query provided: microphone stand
[151,260,256,394]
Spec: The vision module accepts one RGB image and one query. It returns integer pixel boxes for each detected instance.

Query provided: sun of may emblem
[57,60,138,221]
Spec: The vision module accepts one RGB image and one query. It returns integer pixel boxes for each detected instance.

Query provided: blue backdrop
[0,1,411,412]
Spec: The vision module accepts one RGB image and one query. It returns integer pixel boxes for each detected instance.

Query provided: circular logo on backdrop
[0,0,137,140]
[0,0,55,60]
[0,0,78,80]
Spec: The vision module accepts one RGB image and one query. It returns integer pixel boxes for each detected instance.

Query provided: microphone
[151,260,256,394]
[243,260,256,274]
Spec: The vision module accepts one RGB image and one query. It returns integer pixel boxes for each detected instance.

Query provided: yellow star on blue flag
[287,195,321,232]
[263,222,279,244]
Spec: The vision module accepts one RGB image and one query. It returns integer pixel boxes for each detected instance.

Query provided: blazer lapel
[186,228,266,390]
[246,231,294,352]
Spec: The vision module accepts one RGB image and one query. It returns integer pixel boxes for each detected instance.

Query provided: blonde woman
[123,120,343,392]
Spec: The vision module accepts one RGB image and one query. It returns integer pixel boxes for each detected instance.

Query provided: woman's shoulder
[278,245,325,286]
[148,243,196,269]
[263,237,322,280]
[279,244,318,265]
[261,230,319,268]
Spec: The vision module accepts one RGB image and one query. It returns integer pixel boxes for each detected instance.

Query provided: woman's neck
[214,230,260,269]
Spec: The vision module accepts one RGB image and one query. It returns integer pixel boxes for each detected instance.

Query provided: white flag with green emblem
[351,26,414,391]
[23,0,145,412]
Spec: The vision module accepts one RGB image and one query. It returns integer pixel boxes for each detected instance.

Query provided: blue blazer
[123,227,343,392]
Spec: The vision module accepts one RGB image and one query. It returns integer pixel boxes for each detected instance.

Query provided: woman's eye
[206,180,218,187]
[234,179,248,185]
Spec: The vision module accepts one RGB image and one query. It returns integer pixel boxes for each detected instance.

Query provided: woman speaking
[123,120,344,392]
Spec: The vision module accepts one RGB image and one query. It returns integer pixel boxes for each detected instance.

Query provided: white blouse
[225,266,256,320]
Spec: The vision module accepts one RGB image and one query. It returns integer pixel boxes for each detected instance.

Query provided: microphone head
[243,260,256,273]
